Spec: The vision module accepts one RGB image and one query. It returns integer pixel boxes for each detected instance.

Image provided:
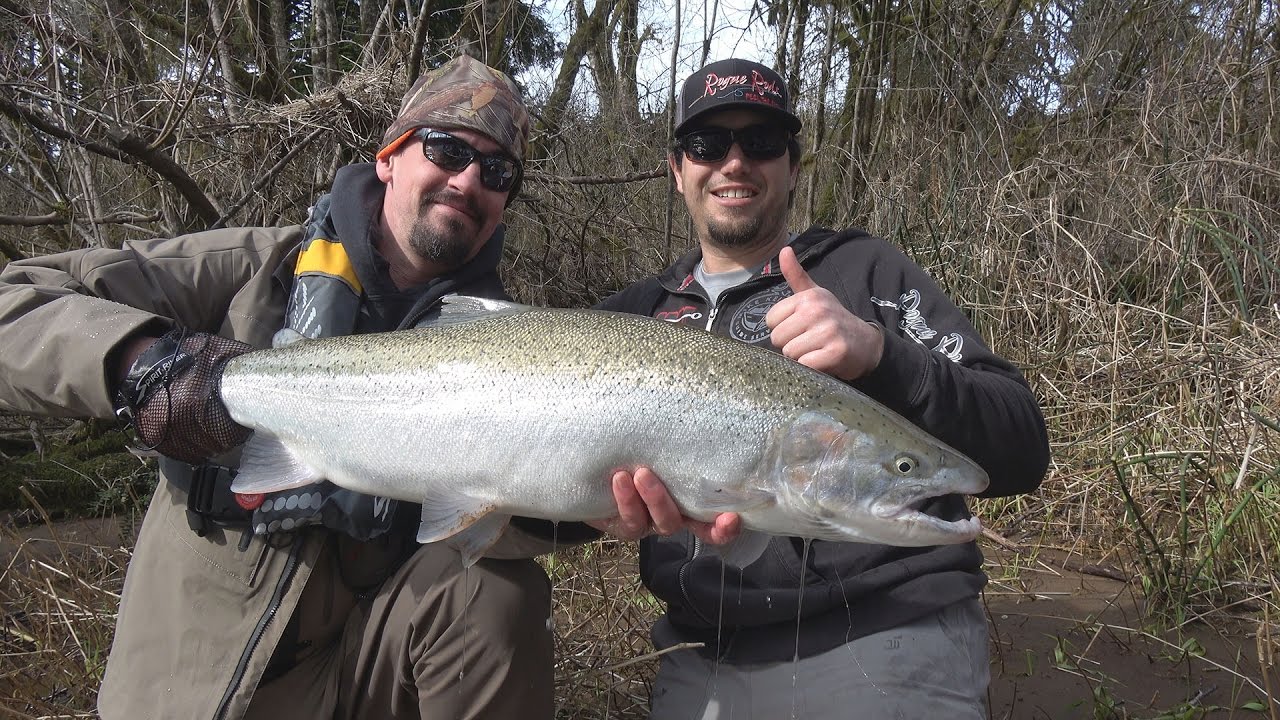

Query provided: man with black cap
[0,54,704,720]
[599,58,1050,718]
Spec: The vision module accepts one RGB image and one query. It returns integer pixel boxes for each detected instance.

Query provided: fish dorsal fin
[445,512,513,567]
[696,528,773,569]
[415,295,531,329]
[231,433,324,493]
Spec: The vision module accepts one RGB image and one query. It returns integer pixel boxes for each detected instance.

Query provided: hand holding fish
[766,246,884,381]
[590,468,742,544]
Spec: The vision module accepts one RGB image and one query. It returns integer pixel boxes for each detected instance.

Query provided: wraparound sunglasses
[675,124,792,163]
[415,128,522,193]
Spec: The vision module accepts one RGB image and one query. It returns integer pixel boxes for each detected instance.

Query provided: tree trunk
[962,0,1022,116]
[541,0,617,144]
[482,0,510,70]
[784,0,808,101]
[805,4,836,225]
[312,0,339,89]
[207,0,244,118]
[614,0,641,124]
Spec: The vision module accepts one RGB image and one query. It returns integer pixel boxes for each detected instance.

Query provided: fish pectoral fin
[445,513,513,568]
[415,489,496,544]
[231,433,324,493]
[698,529,773,569]
[415,295,531,329]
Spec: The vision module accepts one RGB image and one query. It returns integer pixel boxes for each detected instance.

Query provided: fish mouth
[844,498,984,544]
[823,509,982,547]
[893,506,983,540]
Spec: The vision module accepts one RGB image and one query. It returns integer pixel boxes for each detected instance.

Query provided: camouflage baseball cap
[377,55,530,163]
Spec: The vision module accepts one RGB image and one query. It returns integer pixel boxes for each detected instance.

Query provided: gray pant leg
[648,598,989,720]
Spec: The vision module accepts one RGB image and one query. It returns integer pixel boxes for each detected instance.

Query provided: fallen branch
[0,93,221,228]
[596,641,704,674]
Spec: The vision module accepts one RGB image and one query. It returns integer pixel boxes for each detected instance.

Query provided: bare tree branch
[527,166,666,185]
[0,94,222,228]
[213,127,326,228]
[0,211,162,227]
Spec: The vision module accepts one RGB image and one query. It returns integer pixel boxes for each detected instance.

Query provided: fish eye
[893,456,918,475]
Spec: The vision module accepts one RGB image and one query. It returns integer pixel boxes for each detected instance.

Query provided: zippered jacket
[597,226,1050,663]
[0,163,567,719]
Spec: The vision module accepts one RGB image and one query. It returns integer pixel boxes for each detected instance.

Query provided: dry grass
[0,519,663,719]
[0,517,126,718]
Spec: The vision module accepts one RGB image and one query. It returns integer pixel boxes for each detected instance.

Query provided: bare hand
[589,468,741,545]
[765,246,884,381]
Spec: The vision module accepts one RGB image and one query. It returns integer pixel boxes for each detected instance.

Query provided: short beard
[706,214,770,250]
[408,217,471,269]
[407,191,484,269]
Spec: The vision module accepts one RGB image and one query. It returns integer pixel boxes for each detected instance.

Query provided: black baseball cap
[674,58,802,136]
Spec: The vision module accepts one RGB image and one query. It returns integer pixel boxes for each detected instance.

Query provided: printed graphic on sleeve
[871,290,965,362]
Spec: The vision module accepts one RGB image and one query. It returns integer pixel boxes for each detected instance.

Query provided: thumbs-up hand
[764,246,884,381]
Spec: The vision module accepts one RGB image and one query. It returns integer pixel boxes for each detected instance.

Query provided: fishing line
[790,538,812,720]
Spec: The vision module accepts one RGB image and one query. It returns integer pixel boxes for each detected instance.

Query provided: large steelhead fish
[223,297,988,566]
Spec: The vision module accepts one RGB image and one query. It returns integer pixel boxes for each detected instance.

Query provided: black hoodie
[597,226,1049,664]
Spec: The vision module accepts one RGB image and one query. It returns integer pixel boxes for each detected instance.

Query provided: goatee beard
[707,215,766,249]
[407,190,485,269]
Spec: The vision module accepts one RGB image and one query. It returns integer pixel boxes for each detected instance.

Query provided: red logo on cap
[699,71,783,109]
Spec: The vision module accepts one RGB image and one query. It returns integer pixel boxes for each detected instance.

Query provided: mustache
[421,189,482,219]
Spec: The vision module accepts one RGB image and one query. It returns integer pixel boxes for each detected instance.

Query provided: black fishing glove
[115,329,254,464]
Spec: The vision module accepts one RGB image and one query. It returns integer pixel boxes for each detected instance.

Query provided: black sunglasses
[675,124,792,163]
[415,128,522,193]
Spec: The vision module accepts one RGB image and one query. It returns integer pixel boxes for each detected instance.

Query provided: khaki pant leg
[334,543,555,720]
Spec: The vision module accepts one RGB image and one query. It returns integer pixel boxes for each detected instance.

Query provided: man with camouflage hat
[0,53,701,720]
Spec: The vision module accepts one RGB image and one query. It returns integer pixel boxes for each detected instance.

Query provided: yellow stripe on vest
[295,239,363,294]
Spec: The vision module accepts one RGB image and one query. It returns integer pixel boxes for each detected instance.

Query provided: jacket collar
[655,226,867,293]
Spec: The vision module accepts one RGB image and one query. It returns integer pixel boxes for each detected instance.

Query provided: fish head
[770,401,989,547]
